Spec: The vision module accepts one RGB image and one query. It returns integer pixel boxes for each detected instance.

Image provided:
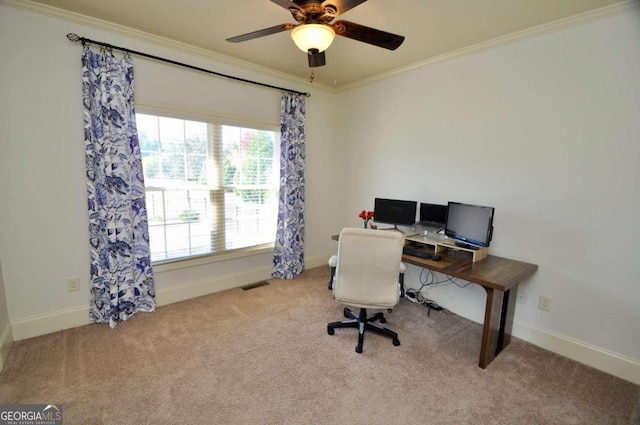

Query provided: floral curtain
[272,93,306,279]
[82,46,155,328]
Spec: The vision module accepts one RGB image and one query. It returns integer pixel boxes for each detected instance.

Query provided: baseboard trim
[513,320,640,386]
[11,306,93,342]
[0,323,14,372]
[9,260,638,384]
[305,254,329,270]
[157,254,328,306]
[422,287,640,385]
[154,266,274,307]
[10,254,329,341]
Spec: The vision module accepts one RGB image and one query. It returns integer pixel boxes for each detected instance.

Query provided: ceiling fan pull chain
[309,71,315,83]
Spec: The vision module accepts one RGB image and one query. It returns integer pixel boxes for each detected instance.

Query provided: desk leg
[479,287,516,368]
[498,288,517,351]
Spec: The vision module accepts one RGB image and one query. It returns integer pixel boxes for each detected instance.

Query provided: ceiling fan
[226,0,405,67]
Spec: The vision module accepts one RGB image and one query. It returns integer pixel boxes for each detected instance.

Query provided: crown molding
[2,0,337,94]
[339,0,639,92]
[3,0,635,94]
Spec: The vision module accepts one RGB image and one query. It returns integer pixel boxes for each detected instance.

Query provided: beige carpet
[1,266,638,425]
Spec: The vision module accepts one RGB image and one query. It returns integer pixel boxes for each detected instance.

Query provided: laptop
[414,203,448,234]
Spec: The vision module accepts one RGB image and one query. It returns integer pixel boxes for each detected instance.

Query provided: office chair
[327,228,404,353]
[328,255,407,295]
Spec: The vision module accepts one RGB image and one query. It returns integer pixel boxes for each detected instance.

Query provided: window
[136,112,280,262]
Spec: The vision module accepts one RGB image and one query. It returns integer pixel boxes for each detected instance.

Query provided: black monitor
[445,202,495,249]
[373,198,417,227]
[419,203,448,225]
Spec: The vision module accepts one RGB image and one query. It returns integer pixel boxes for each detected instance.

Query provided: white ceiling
[27,0,627,88]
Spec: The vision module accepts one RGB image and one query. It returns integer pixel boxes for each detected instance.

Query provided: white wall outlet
[66,277,80,292]
[516,290,527,305]
[538,294,552,312]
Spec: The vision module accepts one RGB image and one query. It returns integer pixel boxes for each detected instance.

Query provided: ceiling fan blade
[226,23,296,43]
[321,0,367,17]
[307,49,326,67]
[270,0,304,12]
[332,20,405,50]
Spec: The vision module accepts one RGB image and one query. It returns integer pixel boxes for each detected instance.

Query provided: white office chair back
[333,228,404,310]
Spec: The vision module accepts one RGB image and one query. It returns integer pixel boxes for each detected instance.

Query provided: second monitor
[416,203,448,233]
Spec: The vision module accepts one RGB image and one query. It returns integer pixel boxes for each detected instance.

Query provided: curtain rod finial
[67,33,80,42]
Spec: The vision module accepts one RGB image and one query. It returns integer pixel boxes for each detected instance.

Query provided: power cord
[404,289,443,315]
[404,268,470,315]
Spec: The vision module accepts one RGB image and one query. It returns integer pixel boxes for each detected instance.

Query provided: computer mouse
[431,254,442,261]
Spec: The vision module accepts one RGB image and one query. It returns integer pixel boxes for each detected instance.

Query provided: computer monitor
[419,203,448,225]
[444,202,495,249]
[373,198,417,227]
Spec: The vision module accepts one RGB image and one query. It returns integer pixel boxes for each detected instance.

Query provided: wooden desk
[330,234,538,368]
[402,252,537,368]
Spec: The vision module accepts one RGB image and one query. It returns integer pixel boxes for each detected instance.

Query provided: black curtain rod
[66,33,311,98]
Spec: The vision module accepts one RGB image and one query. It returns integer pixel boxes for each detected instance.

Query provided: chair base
[327,307,400,353]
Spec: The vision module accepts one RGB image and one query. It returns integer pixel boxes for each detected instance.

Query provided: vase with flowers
[358,210,375,229]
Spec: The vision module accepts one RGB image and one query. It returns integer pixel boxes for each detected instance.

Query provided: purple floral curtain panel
[82,46,155,328]
[272,93,306,279]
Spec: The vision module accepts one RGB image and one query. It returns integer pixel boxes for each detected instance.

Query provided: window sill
[152,244,274,273]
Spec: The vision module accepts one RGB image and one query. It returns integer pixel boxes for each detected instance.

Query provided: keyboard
[402,246,432,259]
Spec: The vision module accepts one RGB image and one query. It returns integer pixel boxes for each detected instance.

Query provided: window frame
[136,104,280,269]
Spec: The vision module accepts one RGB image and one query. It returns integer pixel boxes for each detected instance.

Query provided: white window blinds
[137,113,279,262]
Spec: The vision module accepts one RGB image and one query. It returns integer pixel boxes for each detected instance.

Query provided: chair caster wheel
[380,317,387,324]
[327,327,334,335]
[393,339,400,346]
[355,346,362,353]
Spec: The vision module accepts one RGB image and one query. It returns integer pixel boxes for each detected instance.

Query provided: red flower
[358,210,374,219]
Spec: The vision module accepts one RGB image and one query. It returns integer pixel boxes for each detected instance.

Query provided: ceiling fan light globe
[291,24,335,53]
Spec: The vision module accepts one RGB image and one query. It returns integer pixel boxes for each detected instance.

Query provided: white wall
[0,3,342,339]
[338,7,640,379]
